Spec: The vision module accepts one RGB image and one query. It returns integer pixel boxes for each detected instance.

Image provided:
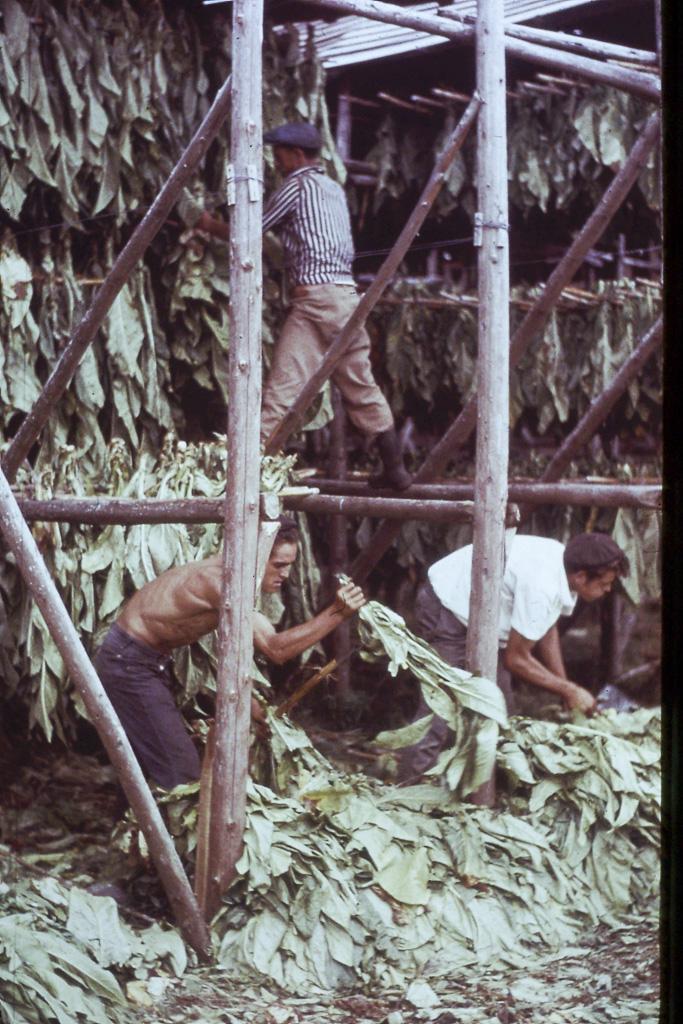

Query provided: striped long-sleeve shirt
[262,165,356,287]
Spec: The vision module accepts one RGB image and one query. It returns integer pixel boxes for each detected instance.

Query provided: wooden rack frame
[0,0,662,944]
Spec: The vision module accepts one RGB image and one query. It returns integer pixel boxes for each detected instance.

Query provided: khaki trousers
[261,283,394,442]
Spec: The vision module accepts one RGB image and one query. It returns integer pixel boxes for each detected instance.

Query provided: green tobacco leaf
[372,715,434,751]
[65,889,132,968]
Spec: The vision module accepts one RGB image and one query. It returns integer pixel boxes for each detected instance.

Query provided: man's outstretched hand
[564,682,598,716]
[332,580,366,619]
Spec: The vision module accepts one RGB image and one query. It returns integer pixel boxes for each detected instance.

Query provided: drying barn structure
[0,0,662,966]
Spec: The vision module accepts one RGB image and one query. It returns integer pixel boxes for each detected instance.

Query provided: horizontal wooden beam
[306,479,663,510]
[13,493,482,525]
[284,493,478,522]
[12,478,662,527]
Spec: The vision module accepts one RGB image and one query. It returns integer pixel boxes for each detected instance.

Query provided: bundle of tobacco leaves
[214,707,660,993]
[357,84,659,223]
[356,598,507,796]
[367,277,661,442]
[0,0,340,474]
[2,609,659,1017]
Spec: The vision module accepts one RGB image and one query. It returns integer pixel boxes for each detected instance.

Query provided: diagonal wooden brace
[2,73,233,482]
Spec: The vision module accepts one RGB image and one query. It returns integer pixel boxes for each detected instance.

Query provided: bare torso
[116,556,223,653]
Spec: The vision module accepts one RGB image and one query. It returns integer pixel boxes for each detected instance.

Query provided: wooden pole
[536,316,663,488]
[307,0,661,104]
[263,94,481,454]
[349,110,661,583]
[327,388,351,710]
[194,518,277,917]
[1,74,233,484]
[202,0,264,924]
[287,494,477,521]
[12,481,662,526]
[463,0,510,807]
[301,480,662,510]
[467,0,509,684]
[0,469,211,954]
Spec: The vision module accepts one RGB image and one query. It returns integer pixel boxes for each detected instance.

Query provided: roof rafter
[301,0,660,101]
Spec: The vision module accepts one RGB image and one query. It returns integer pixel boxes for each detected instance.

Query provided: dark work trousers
[397,579,516,783]
[94,623,200,790]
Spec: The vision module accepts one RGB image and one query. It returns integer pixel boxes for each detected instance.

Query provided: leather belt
[290,283,355,298]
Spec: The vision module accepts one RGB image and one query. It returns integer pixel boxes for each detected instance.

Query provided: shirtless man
[94,518,364,790]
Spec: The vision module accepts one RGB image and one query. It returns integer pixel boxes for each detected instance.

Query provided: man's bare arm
[504,626,597,713]
[253,581,365,666]
[534,623,568,679]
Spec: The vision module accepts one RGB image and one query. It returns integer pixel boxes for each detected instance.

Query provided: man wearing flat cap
[197,121,411,489]
[397,532,630,783]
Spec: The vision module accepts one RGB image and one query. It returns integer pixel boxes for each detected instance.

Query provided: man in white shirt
[398,532,629,783]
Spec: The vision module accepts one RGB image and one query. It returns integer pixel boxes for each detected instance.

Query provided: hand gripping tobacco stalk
[275,580,362,718]
[275,641,360,719]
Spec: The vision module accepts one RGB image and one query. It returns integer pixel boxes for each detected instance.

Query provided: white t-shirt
[428,535,577,647]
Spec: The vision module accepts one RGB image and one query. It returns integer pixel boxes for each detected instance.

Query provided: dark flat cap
[564,533,629,575]
[263,122,322,149]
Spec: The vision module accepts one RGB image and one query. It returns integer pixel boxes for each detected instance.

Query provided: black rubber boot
[368,427,413,491]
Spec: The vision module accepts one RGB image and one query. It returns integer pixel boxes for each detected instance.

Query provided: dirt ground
[127,920,660,1024]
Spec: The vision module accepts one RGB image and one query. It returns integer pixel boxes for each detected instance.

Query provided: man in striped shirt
[197,121,411,490]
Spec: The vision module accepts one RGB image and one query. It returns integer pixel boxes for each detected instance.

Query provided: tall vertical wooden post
[328,387,351,711]
[336,84,353,163]
[203,0,264,922]
[466,0,510,805]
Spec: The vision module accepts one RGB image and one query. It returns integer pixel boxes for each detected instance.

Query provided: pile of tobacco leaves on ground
[1,600,661,1023]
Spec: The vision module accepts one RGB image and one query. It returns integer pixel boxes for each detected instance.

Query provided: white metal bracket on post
[474,211,483,246]
[474,211,509,248]
[226,164,236,206]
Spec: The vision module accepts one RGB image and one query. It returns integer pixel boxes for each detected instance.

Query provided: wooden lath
[301,0,660,101]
